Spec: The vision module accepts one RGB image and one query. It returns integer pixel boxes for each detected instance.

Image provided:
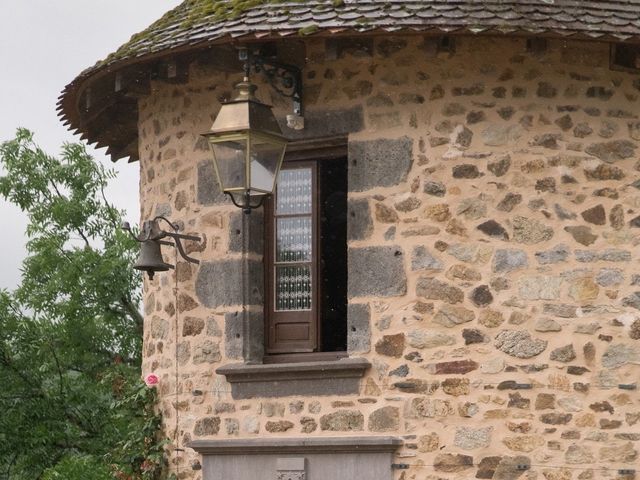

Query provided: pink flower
[141,459,156,472]
[144,373,159,387]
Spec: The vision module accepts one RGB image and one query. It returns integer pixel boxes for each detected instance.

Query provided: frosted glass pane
[275,265,312,311]
[276,217,312,263]
[211,140,246,190]
[250,138,283,192]
[276,168,312,215]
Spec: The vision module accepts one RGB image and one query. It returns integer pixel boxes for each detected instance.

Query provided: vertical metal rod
[242,207,250,360]
[172,229,181,460]
[243,190,252,215]
[239,47,251,82]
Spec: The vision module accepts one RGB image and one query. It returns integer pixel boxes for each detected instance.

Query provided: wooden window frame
[262,136,348,362]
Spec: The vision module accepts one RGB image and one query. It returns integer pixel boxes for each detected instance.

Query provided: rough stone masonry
[138,35,640,479]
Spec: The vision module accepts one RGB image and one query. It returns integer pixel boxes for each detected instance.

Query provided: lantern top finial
[206,80,284,139]
[231,81,259,103]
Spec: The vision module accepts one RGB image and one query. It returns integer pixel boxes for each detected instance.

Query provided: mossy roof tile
[92,0,640,72]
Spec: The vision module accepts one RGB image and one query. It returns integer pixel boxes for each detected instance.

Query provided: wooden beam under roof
[152,56,191,85]
[107,138,139,162]
[80,102,138,149]
[115,66,151,97]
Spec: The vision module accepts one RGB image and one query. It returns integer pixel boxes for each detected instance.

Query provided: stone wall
[137,35,640,479]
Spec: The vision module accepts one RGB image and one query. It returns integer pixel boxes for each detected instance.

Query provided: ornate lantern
[202,79,287,214]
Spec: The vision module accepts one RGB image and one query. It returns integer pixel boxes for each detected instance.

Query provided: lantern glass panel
[210,138,248,191]
[249,136,286,193]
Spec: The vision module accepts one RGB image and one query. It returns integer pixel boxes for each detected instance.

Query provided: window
[437,35,455,53]
[264,157,348,358]
[526,38,548,55]
[610,43,640,72]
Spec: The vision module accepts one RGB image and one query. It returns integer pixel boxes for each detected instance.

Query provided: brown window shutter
[265,163,319,354]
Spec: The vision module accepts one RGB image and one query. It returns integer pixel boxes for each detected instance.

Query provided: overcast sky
[0,0,181,290]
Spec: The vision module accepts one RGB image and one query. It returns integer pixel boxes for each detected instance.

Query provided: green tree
[0,129,163,479]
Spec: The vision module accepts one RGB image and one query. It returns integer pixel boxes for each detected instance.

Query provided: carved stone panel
[276,456,305,480]
[276,473,305,480]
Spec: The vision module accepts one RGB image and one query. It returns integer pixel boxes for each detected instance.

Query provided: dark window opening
[611,44,640,72]
[319,158,348,352]
[422,36,455,56]
[264,157,347,357]
[526,38,548,55]
[438,36,455,53]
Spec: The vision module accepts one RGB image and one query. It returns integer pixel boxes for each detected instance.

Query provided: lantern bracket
[226,190,266,215]
[239,47,303,116]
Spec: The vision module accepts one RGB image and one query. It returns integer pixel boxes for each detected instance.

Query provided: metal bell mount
[122,216,201,279]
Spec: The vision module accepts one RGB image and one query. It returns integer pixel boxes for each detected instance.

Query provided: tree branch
[120,296,144,334]
[47,342,66,399]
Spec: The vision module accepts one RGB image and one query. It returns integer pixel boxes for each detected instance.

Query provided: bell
[134,239,173,279]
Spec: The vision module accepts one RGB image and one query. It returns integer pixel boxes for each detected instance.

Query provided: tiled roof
[58,0,640,161]
[104,0,640,69]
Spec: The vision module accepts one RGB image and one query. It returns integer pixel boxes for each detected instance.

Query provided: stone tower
[60,2,640,479]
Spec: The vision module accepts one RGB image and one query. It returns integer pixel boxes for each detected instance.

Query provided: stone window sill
[216,357,370,399]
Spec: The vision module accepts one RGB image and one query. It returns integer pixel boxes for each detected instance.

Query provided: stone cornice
[189,436,403,455]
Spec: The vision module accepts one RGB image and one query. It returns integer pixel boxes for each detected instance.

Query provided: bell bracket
[122,216,202,279]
